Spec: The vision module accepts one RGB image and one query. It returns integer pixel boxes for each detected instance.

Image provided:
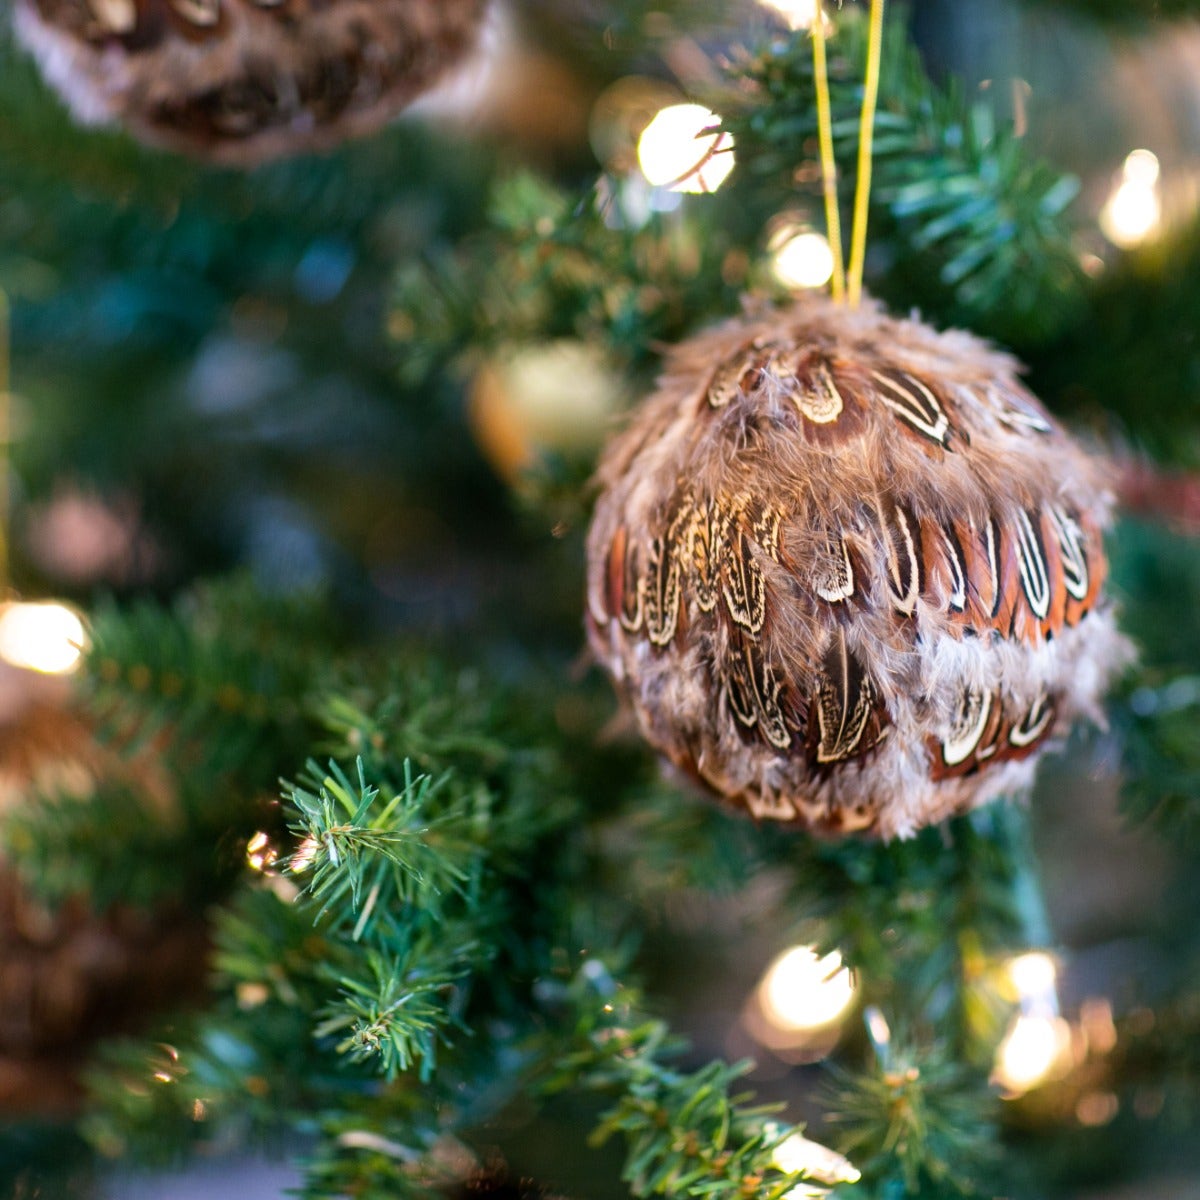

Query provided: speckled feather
[586,297,1132,839]
[13,0,488,164]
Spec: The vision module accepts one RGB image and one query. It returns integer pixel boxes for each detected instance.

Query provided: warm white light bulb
[757,0,834,31]
[993,1013,1072,1095]
[758,946,856,1033]
[636,103,735,195]
[1008,951,1057,1002]
[0,601,86,674]
[1101,149,1162,249]
[1123,148,1160,187]
[773,231,835,289]
[773,1133,862,1184]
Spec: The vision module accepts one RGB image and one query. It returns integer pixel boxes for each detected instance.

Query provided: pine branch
[825,1033,998,1198]
[728,8,1083,341]
[390,170,749,387]
[315,945,476,1083]
[748,806,1032,1040]
[288,757,478,930]
[1019,0,1200,23]
[78,577,336,806]
[1116,675,1200,847]
[538,960,857,1200]
[0,579,339,909]
[1102,519,1200,849]
[1025,224,1200,468]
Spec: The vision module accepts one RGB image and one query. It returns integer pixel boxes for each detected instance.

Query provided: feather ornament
[585,297,1132,838]
[13,0,488,164]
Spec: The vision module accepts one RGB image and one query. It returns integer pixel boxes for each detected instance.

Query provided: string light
[0,290,90,679]
[636,103,735,195]
[0,600,86,674]
[993,951,1073,1096]
[994,1013,1073,1095]
[245,830,278,872]
[761,946,855,1031]
[1008,950,1058,999]
[757,0,831,29]
[746,944,857,1061]
[772,1131,862,1188]
[1100,148,1162,249]
[773,231,836,289]
[589,76,684,176]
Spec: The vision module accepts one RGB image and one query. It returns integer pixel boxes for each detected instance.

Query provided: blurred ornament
[586,297,1130,838]
[0,687,204,1114]
[636,103,735,195]
[469,341,625,488]
[12,0,490,165]
[24,487,162,587]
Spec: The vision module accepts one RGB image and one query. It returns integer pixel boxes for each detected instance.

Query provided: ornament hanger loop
[811,0,886,307]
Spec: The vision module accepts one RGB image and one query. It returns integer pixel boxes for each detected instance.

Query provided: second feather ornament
[12,0,489,164]
[585,297,1130,839]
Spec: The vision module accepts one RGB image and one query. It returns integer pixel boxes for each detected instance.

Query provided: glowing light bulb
[864,1005,892,1052]
[772,1133,861,1185]
[773,231,835,289]
[636,104,735,195]
[1123,148,1160,187]
[0,601,86,674]
[1101,149,1162,249]
[1008,951,1057,1003]
[245,830,278,872]
[758,0,832,30]
[759,946,856,1033]
[993,1013,1072,1095]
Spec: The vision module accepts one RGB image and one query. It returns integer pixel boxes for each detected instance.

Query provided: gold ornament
[586,298,1131,838]
[13,0,489,164]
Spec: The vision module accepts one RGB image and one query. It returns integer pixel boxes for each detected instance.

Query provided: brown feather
[585,295,1132,839]
[14,0,487,163]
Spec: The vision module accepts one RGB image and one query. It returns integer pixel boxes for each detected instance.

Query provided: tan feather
[586,295,1132,839]
[13,0,488,163]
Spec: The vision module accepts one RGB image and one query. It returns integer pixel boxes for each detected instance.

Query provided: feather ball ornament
[586,298,1131,839]
[12,0,489,164]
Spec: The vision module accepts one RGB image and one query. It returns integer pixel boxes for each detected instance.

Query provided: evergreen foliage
[10,572,1144,1199]
[1,2,1199,1198]
[728,11,1082,342]
[1022,0,1200,24]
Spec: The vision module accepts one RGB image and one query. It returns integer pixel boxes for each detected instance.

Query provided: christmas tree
[1,1,1199,1198]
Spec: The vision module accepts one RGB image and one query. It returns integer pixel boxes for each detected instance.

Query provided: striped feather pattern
[587,297,1130,838]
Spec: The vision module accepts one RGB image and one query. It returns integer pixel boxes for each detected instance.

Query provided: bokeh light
[773,1131,862,1188]
[637,104,735,195]
[993,950,1072,1096]
[1008,950,1058,1000]
[1101,148,1162,249]
[0,600,86,674]
[758,0,831,30]
[759,946,856,1033]
[773,231,835,289]
[993,1013,1073,1095]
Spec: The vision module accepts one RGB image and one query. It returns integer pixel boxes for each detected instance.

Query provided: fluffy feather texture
[586,297,1132,839]
[13,0,488,164]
